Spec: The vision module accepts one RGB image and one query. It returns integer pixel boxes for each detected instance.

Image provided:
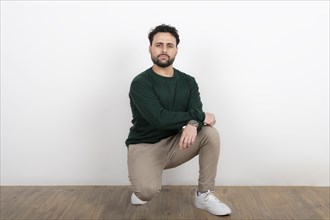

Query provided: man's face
[149,32,178,68]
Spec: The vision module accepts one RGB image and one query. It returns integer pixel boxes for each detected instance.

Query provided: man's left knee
[200,126,220,144]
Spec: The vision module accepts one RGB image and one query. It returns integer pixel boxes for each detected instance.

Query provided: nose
[162,46,167,54]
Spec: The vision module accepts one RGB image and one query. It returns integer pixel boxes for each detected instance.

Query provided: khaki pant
[127,126,220,201]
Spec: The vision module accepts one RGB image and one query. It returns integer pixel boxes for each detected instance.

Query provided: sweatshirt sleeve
[187,77,205,131]
[129,78,204,131]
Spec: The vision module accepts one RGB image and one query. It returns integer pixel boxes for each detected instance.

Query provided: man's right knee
[134,184,161,201]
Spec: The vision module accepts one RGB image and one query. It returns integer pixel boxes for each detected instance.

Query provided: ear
[149,45,151,54]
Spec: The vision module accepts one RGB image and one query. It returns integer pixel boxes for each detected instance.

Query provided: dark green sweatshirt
[125,67,205,146]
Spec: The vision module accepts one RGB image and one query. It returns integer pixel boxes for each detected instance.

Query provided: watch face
[189,120,199,127]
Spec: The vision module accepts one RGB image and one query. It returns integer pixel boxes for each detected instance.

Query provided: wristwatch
[188,120,199,128]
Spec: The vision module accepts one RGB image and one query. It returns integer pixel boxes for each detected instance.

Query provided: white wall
[1,1,329,186]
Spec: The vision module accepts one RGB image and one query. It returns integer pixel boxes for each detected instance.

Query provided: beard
[151,54,175,68]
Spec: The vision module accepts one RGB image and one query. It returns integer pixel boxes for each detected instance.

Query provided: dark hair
[148,24,180,46]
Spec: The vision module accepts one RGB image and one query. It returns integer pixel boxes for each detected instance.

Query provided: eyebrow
[155,42,175,46]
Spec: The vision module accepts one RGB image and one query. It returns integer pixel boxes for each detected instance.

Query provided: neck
[152,65,174,77]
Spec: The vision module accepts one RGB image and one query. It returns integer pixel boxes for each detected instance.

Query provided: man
[125,24,231,216]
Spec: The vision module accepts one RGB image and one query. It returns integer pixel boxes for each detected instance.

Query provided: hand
[204,112,216,126]
[179,124,197,150]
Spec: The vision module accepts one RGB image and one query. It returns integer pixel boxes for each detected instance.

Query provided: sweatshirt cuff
[189,109,205,122]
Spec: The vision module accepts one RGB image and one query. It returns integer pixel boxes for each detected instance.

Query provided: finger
[185,136,192,149]
[189,138,193,146]
[180,136,187,149]
[191,136,196,145]
[186,137,192,146]
[183,138,189,149]
[179,135,185,149]
[186,139,191,148]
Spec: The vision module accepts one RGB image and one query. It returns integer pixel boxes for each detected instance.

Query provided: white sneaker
[131,192,148,205]
[194,190,231,216]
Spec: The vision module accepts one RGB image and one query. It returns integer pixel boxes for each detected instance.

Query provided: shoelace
[203,191,224,204]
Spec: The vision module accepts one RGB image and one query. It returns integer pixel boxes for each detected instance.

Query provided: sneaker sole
[194,201,231,216]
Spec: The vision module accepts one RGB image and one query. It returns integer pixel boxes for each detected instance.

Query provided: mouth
[158,54,169,59]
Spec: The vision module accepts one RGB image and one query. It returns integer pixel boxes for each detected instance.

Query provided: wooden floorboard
[1,185,329,220]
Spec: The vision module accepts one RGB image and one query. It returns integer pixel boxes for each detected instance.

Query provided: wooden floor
[1,185,329,220]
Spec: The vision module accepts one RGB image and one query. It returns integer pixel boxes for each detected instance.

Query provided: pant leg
[127,142,165,201]
[164,126,220,192]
